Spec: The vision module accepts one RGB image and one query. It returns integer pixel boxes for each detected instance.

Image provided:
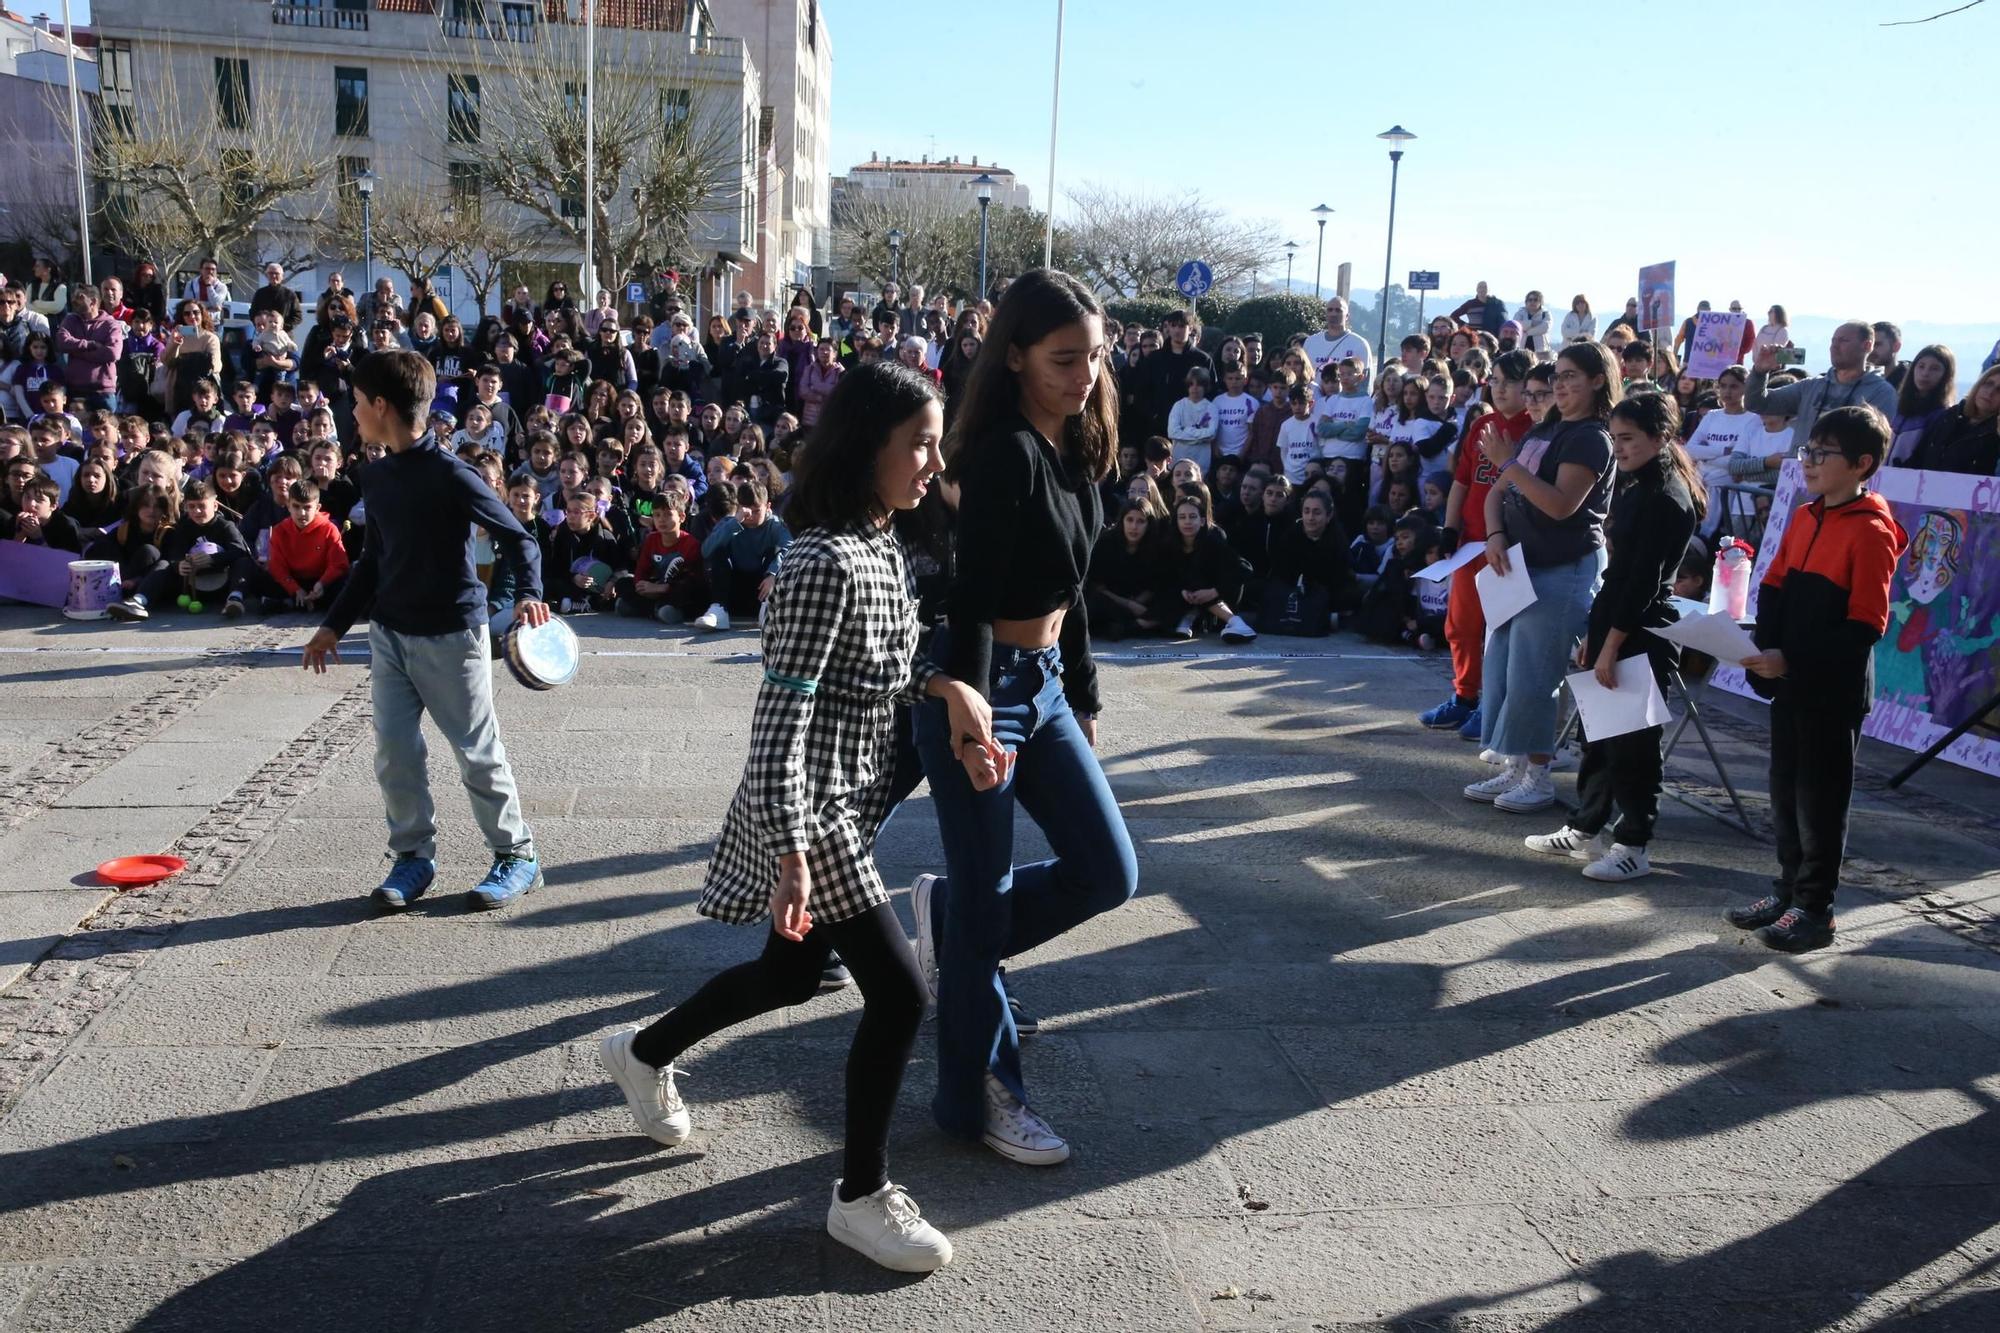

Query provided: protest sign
[1638,260,1676,336]
[1685,310,1747,378]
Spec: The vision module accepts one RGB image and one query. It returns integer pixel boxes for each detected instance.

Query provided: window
[661,87,690,131]
[214,57,250,131]
[97,39,135,138]
[499,1,535,41]
[447,161,482,222]
[334,66,368,137]
[447,74,480,145]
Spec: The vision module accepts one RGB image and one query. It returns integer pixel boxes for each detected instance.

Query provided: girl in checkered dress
[593,363,1001,1275]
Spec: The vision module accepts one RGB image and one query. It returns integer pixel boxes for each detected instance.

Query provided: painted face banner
[1716,463,2000,777]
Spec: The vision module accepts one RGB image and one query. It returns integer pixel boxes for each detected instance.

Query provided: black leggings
[629,900,926,1200]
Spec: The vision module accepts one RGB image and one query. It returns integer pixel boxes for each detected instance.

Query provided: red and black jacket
[1750,490,1908,718]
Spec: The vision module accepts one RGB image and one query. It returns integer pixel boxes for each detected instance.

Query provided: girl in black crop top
[912,269,1139,1165]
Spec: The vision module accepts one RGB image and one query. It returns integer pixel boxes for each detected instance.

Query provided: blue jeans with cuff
[1480,549,1605,758]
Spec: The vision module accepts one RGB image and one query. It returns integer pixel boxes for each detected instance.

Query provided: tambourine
[504,616,580,691]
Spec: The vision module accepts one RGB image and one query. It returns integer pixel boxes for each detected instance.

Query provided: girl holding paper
[1525,392,1704,882]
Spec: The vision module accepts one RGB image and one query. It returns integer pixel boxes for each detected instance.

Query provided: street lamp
[1374,124,1416,368]
[972,173,995,300]
[1310,203,1333,300]
[356,169,376,293]
[1283,240,1299,293]
[886,227,904,287]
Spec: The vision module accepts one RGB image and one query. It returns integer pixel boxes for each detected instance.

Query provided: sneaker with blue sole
[371,855,437,911]
[1419,696,1475,730]
[470,853,543,910]
[1458,706,1484,741]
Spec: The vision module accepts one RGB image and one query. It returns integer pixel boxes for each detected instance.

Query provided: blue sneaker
[372,855,437,911]
[1419,696,1475,730]
[1458,705,1484,741]
[470,853,543,910]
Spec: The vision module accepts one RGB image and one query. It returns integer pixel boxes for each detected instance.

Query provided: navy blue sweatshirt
[322,433,542,638]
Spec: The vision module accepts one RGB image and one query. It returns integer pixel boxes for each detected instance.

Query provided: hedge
[1102,294,1188,331]
[1223,293,1324,348]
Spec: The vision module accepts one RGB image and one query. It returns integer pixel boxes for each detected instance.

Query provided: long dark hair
[944,268,1116,482]
[786,361,942,533]
[1896,343,1958,420]
[1609,391,1707,522]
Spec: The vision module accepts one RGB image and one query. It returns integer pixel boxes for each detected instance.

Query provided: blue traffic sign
[1176,260,1213,300]
[626,282,647,304]
[1408,270,1440,292]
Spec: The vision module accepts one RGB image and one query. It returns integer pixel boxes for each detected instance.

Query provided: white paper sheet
[1650,609,1760,663]
[1413,543,1485,583]
[1473,545,1536,629]
[1566,657,1674,742]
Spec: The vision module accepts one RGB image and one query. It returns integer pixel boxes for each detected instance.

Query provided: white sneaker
[1583,843,1653,882]
[909,873,941,1004]
[1548,743,1579,773]
[1220,614,1257,644]
[982,1071,1070,1166]
[596,1025,692,1147]
[1493,763,1556,813]
[1523,825,1611,861]
[1174,612,1197,640]
[826,1180,954,1272]
[692,603,730,632]
[758,602,767,627]
[1464,758,1526,803]
[1479,748,1510,766]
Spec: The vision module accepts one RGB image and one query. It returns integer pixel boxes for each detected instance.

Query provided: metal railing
[441,4,537,41]
[272,2,369,31]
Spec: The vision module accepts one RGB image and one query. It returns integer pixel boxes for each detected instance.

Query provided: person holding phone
[1745,321,1898,446]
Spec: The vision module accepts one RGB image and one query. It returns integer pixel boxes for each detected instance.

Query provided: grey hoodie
[1745,366,1898,444]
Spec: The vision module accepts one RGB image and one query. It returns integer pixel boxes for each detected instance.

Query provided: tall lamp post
[1310,203,1333,299]
[972,173,995,299]
[1283,240,1298,292]
[886,227,904,288]
[356,170,376,294]
[1374,125,1416,368]
[59,0,90,283]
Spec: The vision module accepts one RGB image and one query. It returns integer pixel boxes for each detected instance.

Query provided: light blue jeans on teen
[369,622,533,862]
[1480,549,1606,758]
[915,633,1138,1141]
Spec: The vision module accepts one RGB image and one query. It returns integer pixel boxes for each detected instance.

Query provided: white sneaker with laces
[1582,842,1653,882]
[909,873,941,1004]
[1548,743,1579,773]
[1220,614,1257,644]
[1464,758,1526,802]
[982,1071,1070,1166]
[1493,763,1556,813]
[826,1180,954,1272]
[1479,748,1510,766]
[597,1025,691,1147]
[1524,826,1611,861]
[693,603,729,631]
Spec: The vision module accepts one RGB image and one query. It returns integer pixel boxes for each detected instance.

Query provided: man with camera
[1746,320,1898,445]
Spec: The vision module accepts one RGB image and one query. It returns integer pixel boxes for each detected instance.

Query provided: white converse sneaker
[1493,763,1556,813]
[692,603,730,631]
[596,1025,692,1147]
[1220,614,1257,644]
[1464,758,1526,803]
[1478,748,1510,766]
[1523,825,1611,861]
[826,1180,954,1272]
[1582,842,1653,882]
[1174,612,1197,640]
[909,873,941,1004]
[982,1071,1070,1166]
[1548,742,1580,773]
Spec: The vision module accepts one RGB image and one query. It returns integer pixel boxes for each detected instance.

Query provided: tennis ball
[186,599,203,614]
[176,594,192,609]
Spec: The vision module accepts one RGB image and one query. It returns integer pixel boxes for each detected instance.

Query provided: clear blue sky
[823,0,1997,331]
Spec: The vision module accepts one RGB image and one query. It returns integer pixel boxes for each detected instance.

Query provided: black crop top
[944,414,1104,713]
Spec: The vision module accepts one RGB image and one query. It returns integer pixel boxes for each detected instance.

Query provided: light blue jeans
[1481,550,1606,758]
[369,622,533,862]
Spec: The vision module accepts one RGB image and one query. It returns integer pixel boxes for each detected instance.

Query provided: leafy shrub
[1225,293,1324,348]
[1102,294,1188,331]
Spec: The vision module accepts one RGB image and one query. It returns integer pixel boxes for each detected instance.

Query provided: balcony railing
[441,3,538,42]
[272,2,369,31]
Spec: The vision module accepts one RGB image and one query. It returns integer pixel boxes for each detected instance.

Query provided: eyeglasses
[1794,446,1845,465]
[1523,389,1555,403]
[1552,370,1588,385]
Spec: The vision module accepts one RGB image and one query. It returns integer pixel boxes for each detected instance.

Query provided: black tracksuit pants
[1768,698,1861,914]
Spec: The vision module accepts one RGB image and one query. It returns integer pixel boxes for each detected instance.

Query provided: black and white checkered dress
[698,522,939,926]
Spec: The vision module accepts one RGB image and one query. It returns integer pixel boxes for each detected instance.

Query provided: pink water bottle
[1708,537,1753,620]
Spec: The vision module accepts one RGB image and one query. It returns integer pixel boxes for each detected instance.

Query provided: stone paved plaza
[2,608,1999,1331]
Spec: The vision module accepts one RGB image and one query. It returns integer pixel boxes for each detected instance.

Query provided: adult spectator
[1727,300,1757,360]
[1909,365,2000,476]
[249,263,302,332]
[1561,295,1596,345]
[163,299,222,417]
[358,278,403,328]
[870,281,903,328]
[502,284,537,328]
[1302,297,1372,379]
[1513,291,1552,355]
[1869,321,1908,390]
[181,258,230,321]
[1138,310,1214,437]
[24,258,67,320]
[1449,281,1508,335]
[1757,304,1791,348]
[1746,321,1898,444]
[409,278,449,327]
[98,276,134,328]
[126,262,169,327]
[56,284,124,412]
[1887,344,1957,464]
[1672,301,1712,361]
[318,270,349,311]
[1605,297,1642,338]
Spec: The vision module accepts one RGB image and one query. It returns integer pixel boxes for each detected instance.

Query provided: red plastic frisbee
[95,855,188,888]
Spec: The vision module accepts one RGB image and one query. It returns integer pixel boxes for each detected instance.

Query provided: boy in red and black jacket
[1730,406,1907,953]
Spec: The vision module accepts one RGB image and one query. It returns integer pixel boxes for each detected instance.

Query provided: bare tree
[833,196,1075,299]
[71,38,335,280]
[410,19,743,300]
[1064,182,1281,299]
[446,210,537,316]
[365,180,457,293]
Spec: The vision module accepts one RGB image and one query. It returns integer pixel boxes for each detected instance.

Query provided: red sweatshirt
[268,511,352,594]
[1751,489,1908,718]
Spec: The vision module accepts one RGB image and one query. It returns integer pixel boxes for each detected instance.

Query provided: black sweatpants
[628,900,925,1200]
[1571,723,1665,847]
[1769,699,1861,914]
